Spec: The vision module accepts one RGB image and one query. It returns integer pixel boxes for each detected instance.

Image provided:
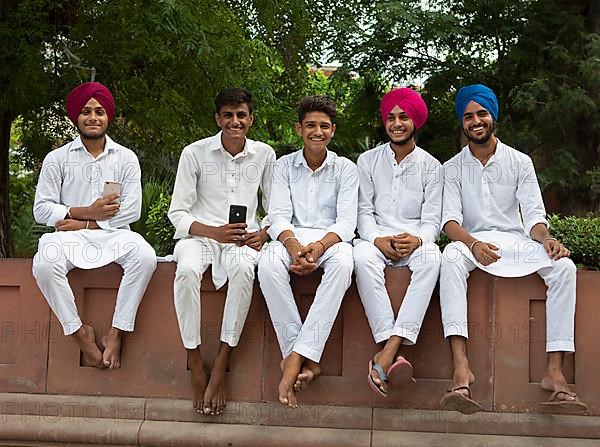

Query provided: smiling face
[77,97,109,140]
[461,100,495,145]
[385,105,416,147]
[215,103,254,143]
[295,111,336,156]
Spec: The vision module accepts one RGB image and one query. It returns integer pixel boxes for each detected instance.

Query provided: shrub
[547,214,600,270]
[145,193,175,256]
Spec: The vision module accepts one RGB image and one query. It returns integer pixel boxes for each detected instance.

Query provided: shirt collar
[209,131,256,155]
[385,143,418,165]
[294,149,336,171]
[69,135,119,153]
[463,138,504,166]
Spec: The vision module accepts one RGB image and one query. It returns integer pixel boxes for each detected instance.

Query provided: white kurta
[440,140,576,352]
[259,149,358,363]
[32,136,156,335]
[168,132,275,349]
[354,144,442,345]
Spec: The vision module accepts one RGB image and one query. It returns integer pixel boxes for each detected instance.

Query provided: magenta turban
[66,82,115,124]
[380,88,428,129]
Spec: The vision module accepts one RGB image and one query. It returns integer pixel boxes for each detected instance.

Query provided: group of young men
[31,81,586,418]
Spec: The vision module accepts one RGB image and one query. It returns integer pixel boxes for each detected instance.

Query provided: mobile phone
[228,204,247,224]
[102,181,122,204]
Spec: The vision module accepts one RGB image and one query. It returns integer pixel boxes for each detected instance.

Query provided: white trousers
[258,241,354,363]
[440,241,577,352]
[354,241,441,345]
[32,232,157,336]
[173,237,261,349]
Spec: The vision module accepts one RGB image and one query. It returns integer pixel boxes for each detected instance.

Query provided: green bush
[548,214,600,270]
[145,193,175,256]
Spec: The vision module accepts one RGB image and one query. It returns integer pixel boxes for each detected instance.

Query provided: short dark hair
[297,95,336,123]
[214,88,253,114]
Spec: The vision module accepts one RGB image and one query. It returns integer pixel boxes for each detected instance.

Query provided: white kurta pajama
[168,132,275,349]
[32,136,157,336]
[258,150,358,363]
[354,144,443,345]
[440,141,576,352]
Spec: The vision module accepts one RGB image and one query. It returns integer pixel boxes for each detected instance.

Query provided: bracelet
[469,240,482,252]
[281,236,297,247]
[85,220,90,230]
[66,207,72,219]
[543,237,557,243]
[416,236,423,247]
[316,240,326,252]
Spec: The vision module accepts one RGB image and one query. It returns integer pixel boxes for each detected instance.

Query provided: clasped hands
[284,239,325,276]
[374,233,421,262]
[55,194,120,231]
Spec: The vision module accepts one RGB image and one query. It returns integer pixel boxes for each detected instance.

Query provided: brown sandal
[440,385,481,414]
[538,390,588,414]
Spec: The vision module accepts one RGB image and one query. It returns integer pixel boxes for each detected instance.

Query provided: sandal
[440,385,481,414]
[387,356,416,388]
[368,359,388,398]
[538,390,588,414]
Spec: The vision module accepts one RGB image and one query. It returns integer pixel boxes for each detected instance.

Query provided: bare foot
[279,353,303,408]
[74,325,104,368]
[451,362,475,399]
[203,344,231,415]
[294,359,321,391]
[101,328,123,369]
[188,348,208,412]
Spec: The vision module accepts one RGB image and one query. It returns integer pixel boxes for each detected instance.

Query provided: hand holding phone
[102,181,122,204]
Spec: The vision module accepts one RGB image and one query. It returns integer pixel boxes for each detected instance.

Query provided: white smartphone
[102,181,122,204]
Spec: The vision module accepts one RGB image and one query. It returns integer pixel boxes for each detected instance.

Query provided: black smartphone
[229,204,247,224]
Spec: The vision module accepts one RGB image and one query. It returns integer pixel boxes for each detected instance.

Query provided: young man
[168,88,275,415]
[33,82,157,370]
[439,84,586,414]
[258,95,358,408]
[354,88,442,397]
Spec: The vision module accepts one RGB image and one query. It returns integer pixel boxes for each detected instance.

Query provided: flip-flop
[387,356,416,388]
[368,359,388,398]
[537,390,588,414]
[440,385,481,414]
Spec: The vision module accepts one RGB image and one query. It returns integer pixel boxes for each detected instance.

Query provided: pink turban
[66,82,115,124]
[380,87,428,129]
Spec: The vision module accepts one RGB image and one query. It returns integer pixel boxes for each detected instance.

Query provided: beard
[78,127,106,140]
[463,121,495,145]
[389,126,416,147]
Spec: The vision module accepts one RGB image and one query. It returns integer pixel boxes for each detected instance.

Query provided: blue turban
[454,84,499,124]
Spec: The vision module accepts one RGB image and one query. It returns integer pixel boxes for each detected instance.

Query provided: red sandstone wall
[0,259,596,414]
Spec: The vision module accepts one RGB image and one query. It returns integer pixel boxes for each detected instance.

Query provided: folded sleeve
[266,158,295,241]
[356,154,381,244]
[441,159,464,232]
[516,156,548,236]
[327,160,359,242]
[168,147,200,239]
[33,152,68,227]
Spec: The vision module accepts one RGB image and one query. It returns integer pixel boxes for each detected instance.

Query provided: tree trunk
[0,111,13,258]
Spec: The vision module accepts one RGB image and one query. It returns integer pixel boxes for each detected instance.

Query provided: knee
[352,243,376,270]
[441,242,464,270]
[416,242,442,267]
[258,244,286,276]
[230,256,256,281]
[32,254,62,280]
[135,244,157,272]
[175,261,202,283]
[553,257,577,279]
[329,251,355,277]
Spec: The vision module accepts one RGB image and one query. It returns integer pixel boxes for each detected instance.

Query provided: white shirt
[168,132,276,239]
[268,149,358,243]
[357,143,442,244]
[33,135,142,230]
[442,140,548,237]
